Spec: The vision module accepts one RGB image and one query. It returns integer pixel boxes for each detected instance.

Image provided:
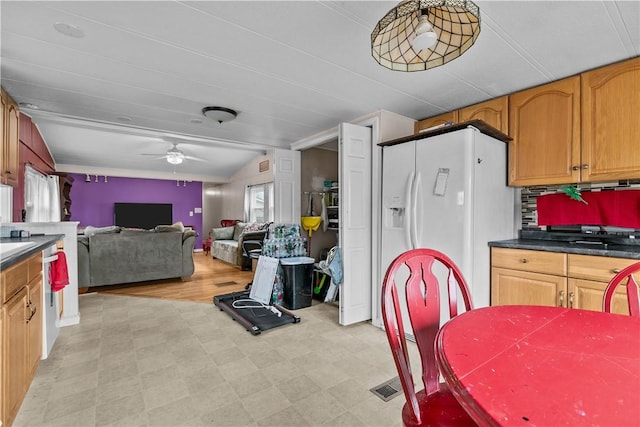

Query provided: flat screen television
[114,203,172,230]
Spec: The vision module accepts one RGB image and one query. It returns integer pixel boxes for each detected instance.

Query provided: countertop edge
[489,239,640,260]
[1,235,65,269]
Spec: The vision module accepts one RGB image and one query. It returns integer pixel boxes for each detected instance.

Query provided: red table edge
[436,323,500,427]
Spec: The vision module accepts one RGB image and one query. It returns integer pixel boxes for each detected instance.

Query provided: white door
[339,123,372,325]
[273,148,301,224]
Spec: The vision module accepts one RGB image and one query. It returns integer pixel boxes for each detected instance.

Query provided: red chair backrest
[603,261,640,316]
[381,248,473,424]
[220,219,239,227]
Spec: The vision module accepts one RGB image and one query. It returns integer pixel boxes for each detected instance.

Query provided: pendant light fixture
[371,0,481,72]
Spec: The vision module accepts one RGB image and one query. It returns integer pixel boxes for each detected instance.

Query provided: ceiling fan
[141,142,205,165]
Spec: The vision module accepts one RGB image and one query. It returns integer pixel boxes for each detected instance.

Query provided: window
[245,182,273,223]
[24,166,60,222]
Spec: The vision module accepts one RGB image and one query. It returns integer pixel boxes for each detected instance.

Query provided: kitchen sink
[0,241,37,261]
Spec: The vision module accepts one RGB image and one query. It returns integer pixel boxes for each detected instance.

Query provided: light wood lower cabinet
[491,247,637,314]
[1,253,42,427]
[27,277,42,381]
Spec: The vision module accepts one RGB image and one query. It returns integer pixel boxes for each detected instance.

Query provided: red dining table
[435,305,640,426]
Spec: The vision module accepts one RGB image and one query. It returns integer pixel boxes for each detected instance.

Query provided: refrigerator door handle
[412,172,422,248]
[404,171,414,250]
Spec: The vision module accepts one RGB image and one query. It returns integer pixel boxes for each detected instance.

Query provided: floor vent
[370,376,402,402]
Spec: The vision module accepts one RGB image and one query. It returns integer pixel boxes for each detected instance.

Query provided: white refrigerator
[379,127,515,327]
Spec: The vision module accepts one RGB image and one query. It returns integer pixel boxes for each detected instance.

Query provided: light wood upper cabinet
[508,76,581,186]
[1,88,20,187]
[581,57,640,182]
[414,110,458,133]
[459,96,509,134]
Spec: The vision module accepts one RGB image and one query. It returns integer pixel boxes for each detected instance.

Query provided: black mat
[213,290,300,335]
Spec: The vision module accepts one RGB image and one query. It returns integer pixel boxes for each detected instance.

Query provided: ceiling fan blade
[184,155,207,162]
[140,153,165,156]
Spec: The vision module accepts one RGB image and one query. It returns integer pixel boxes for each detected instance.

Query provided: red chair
[602,261,640,316]
[220,219,240,227]
[381,249,475,427]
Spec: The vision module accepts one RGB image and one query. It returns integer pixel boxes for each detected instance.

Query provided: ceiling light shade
[371,0,481,72]
[202,106,238,124]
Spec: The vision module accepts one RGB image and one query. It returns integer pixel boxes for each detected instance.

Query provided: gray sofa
[77,228,197,287]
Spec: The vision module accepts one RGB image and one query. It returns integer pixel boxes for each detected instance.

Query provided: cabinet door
[414,111,458,133]
[0,93,5,184]
[27,275,42,381]
[581,57,640,182]
[3,93,20,186]
[0,306,4,426]
[3,287,28,427]
[508,76,581,186]
[459,97,508,134]
[491,267,567,307]
[568,278,629,315]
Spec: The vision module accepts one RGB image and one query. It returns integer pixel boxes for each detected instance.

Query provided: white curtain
[48,175,61,222]
[24,165,60,222]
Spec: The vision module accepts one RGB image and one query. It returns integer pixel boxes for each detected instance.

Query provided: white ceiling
[1,1,638,183]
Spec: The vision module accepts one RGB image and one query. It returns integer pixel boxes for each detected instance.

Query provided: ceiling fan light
[166,152,184,165]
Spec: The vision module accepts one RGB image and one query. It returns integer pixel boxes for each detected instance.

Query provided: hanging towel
[321,193,328,232]
[50,250,69,292]
[328,247,343,285]
[537,189,640,229]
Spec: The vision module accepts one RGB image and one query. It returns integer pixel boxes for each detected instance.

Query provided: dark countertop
[1,235,65,269]
[489,230,640,260]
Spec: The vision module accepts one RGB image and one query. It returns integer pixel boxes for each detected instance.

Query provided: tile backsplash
[521,179,640,229]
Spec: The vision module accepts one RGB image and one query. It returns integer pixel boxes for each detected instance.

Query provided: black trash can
[279,256,315,309]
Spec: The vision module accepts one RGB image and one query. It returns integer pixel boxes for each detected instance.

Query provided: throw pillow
[155,221,185,232]
[233,222,247,241]
[155,224,181,232]
[243,222,269,233]
[212,226,234,240]
[84,225,121,236]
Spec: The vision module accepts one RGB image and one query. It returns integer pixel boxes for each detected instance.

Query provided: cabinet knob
[559,290,565,307]
[569,291,574,308]
[612,268,621,274]
[520,258,528,263]
[572,166,580,171]
[582,164,589,169]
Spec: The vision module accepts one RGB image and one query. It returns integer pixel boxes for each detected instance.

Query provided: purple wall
[69,174,203,248]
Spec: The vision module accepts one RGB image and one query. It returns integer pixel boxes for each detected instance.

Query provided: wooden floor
[83,253,255,304]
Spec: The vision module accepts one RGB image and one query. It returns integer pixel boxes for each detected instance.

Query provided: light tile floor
[15,293,407,427]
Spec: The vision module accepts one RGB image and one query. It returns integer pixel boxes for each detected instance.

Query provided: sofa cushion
[233,222,247,241]
[213,226,235,240]
[84,225,121,236]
